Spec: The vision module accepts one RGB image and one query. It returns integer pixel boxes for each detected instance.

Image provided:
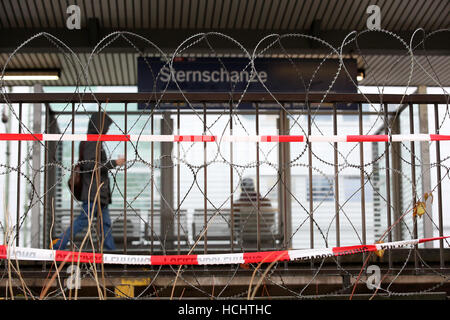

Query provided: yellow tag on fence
[375,241,385,258]
[413,201,426,218]
[413,193,433,218]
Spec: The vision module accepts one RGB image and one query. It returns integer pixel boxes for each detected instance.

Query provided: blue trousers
[54,201,116,251]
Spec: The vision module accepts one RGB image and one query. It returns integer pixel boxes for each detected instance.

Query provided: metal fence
[2,92,449,271]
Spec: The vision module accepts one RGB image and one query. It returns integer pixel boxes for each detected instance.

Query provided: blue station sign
[137,57,358,109]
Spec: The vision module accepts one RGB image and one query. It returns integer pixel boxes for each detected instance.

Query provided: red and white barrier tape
[0,133,449,143]
[0,236,447,266]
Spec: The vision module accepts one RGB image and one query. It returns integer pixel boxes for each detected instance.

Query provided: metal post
[160,111,174,251]
[333,104,340,248]
[409,103,419,269]
[418,86,433,246]
[43,104,49,251]
[391,116,402,241]
[256,103,261,251]
[434,104,444,269]
[15,103,22,246]
[229,102,234,252]
[3,93,11,246]
[123,103,128,254]
[358,104,367,246]
[96,104,101,251]
[177,105,181,254]
[150,111,154,254]
[384,103,393,268]
[307,106,314,257]
[203,103,208,254]
[277,115,284,246]
[31,85,42,248]
[282,107,292,250]
[277,108,292,251]
[70,103,75,251]
[358,104,367,265]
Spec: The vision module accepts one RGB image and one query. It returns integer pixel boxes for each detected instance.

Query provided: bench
[232,204,279,248]
[192,206,280,250]
[144,208,190,247]
[192,208,234,249]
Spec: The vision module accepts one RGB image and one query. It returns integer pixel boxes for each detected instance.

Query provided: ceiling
[0,0,448,31]
[0,0,448,87]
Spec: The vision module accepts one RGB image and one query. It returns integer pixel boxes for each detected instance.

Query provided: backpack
[67,141,85,201]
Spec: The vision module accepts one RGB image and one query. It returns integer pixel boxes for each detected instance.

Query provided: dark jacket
[80,112,117,206]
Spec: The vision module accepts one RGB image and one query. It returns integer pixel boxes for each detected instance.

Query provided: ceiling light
[1,69,60,81]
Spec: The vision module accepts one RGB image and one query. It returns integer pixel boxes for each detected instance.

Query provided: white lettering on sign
[159,66,268,84]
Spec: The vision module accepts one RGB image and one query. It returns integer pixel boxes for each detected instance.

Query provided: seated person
[232,177,275,248]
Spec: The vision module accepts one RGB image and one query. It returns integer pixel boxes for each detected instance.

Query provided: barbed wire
[0,28,449,300]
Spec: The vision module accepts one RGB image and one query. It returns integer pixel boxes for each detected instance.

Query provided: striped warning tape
[0,133,450,143]
[0,236,447,266]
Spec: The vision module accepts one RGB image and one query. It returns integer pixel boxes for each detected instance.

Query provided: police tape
[0,236,447,266]
[0,133,450,143]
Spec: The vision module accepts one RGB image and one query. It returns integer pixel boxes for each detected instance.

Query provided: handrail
[1,92,449,104]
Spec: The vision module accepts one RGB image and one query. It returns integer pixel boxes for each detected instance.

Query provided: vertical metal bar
[307,106,314,253]
[15,103,22,246]
[203,102,208,254]
[70,103,75,251]
[358,104,367,246]
[150,111,154,254]
[31,86,42,249]
[283,106,292,251]
[229,102,234,252]
[391,117,402,241]
[42,104,48,271]
[333,104,340,248]
[4,101,11,246]
[177,105,181,254]
[280,108,290,250]
[160,112,175,246]
[160,111,174,251]
[408,103,418,269]
[123,103,128,254]
[256,103,261,251]
[383,103,393,268]
[434,104,444,269]
[277,113,284,247]
[43,105,48,251]
[96,104,101,251]
[358,104,367,265]
[418,86,433,245]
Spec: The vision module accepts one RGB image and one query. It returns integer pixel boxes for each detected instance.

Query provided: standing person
[52,111,126,251]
